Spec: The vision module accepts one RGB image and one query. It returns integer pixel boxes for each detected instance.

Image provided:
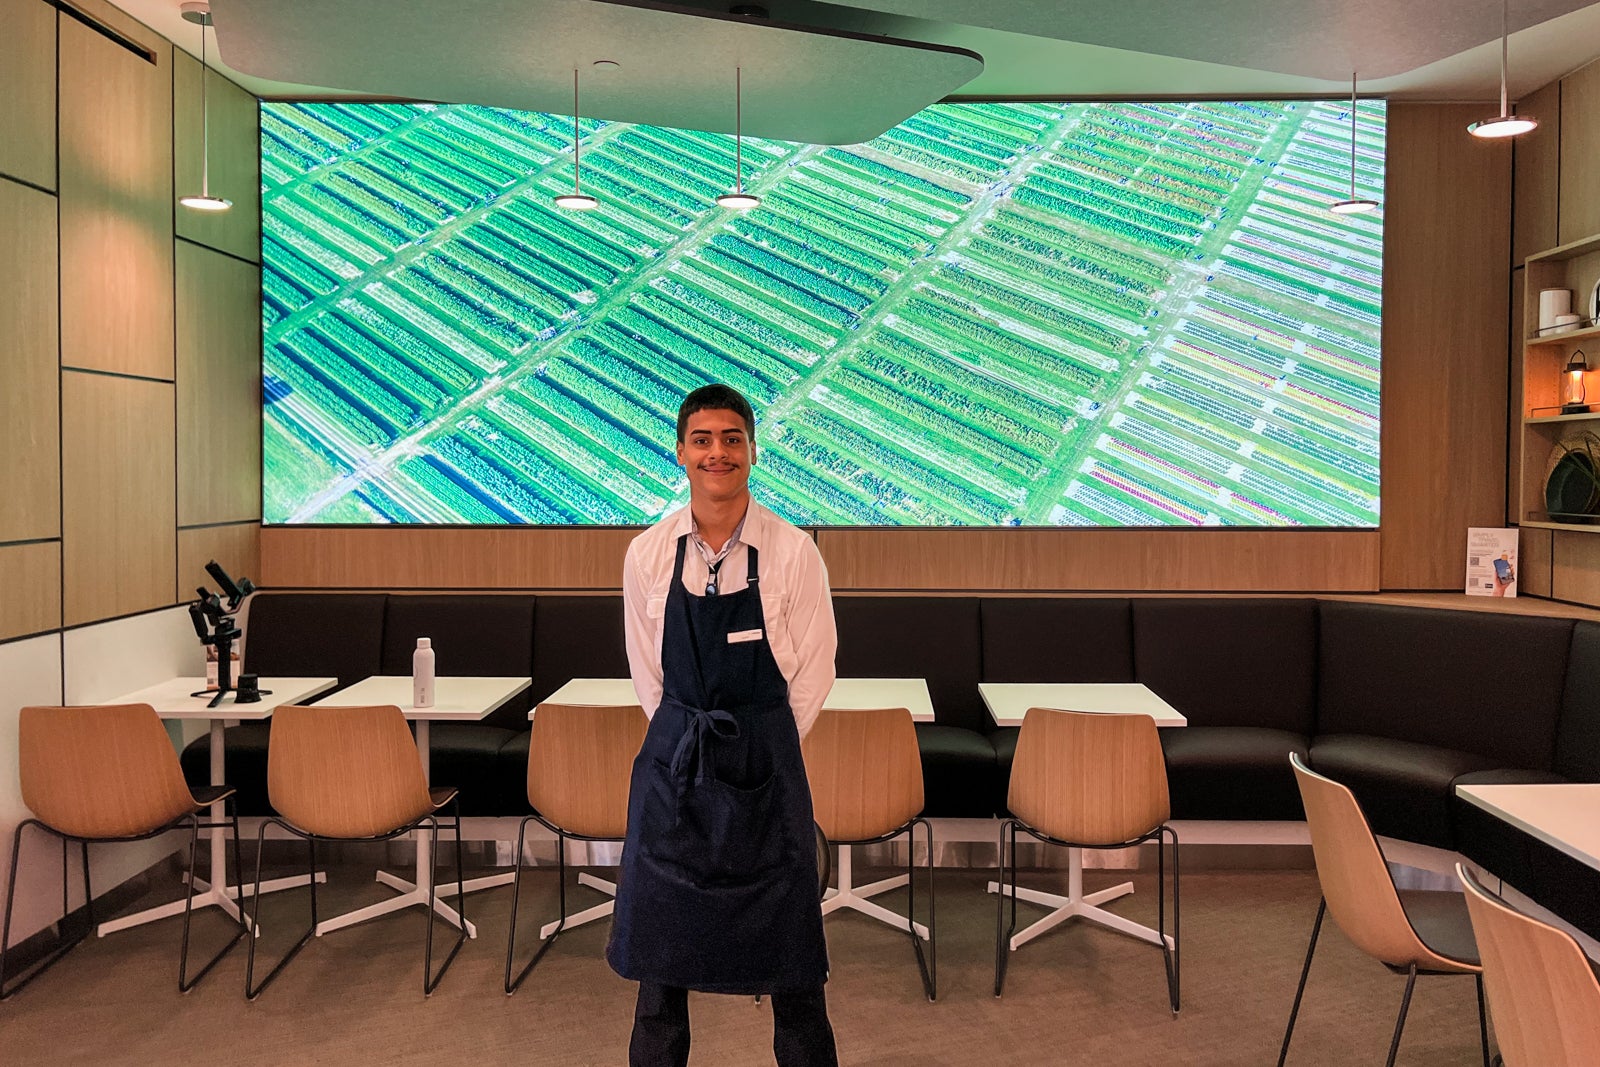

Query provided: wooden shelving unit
[1517,232,1600,533]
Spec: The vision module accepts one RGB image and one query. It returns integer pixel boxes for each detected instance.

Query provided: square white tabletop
[1455,783,1600,872]
[979,682,1188,729]
[322,675,531,721]
[538,677,936,723]
[100,677,338,720]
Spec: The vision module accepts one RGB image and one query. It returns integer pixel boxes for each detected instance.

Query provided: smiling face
[676,408,756,506]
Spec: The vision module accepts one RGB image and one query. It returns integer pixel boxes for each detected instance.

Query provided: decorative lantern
[1561,349,1590,414]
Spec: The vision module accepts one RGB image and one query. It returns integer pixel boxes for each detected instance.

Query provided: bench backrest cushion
[1317,602,1572,770]
[1556,621,1600,782]
[243,593,388,692]
[380,594,536,729]
[979,598,1134,684]
[834,596,984,732]
[1133,598,1318,732]
[530,596,632,714]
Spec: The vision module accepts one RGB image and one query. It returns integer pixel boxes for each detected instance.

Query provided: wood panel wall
[0,0,56,191]
[0,0,260,641]
[1558,61,1600,245]
[1378,104,1512,590]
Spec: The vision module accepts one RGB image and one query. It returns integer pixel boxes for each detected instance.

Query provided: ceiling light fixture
[715,67,759,210]
[1329,73,1379,216]
[1468,0,1538,139]
[178,2,232,212]
[554,69,598,210]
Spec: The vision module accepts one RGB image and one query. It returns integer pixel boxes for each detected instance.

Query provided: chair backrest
[18,705,198,839]
[1290,753,1456,969]
[802,708,924,841]
[526,703,648,840]
[1007,708,1169,846]
[267,705,432,838]
[1458,863,1600,1066]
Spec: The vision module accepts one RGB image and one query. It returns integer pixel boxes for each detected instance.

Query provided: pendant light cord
[1499,0,1510,117]
[1349,72,1358,200]
[735,66,743,194]
[200,14,210,196]
[572,69,581,195]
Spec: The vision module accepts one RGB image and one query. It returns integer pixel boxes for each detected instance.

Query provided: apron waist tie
[669,705,741,783]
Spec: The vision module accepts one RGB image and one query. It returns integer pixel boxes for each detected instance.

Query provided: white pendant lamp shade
[1469,0,1537,139]
[179,2,232,212]
[555,69,597,210]
[716,67,759,210]
[1329,73,1378,215]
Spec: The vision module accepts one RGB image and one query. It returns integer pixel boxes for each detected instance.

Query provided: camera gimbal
[189,560,266,708]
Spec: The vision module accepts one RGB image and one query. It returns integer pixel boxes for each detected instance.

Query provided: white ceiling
[113,0,1600,115]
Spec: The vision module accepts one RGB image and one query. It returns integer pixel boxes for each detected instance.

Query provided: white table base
[540,873,618,940]
[98,720,322,938]
[315,721,478,939]
[822,846,930,941]
[986,848,1173,951]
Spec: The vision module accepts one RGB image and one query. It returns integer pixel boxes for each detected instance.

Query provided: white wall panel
[0,633,65,943]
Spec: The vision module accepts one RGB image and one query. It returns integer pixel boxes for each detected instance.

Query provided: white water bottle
[412,638,435,708]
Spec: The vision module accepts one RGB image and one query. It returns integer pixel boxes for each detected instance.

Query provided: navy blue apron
[607,535,829,995]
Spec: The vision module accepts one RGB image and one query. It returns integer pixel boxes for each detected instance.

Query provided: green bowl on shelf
[1546,450,1600,517]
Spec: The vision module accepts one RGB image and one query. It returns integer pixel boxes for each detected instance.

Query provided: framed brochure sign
[1465,527,1519,597]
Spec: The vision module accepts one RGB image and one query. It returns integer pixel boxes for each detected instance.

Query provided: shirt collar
[669,495,769,550]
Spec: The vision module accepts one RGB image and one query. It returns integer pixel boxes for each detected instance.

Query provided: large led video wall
[262,98,1385,526]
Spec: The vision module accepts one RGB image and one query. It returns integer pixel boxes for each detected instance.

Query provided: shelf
[1527,323,1600,348]
[1522,520,1600,533]
[1527,232,1600,265]
[1526,411,1600,424]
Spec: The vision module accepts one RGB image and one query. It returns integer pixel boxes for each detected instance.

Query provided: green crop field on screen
[261,98,1384,527]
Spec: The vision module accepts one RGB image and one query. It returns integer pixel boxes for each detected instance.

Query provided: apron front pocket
[680,773,787,884]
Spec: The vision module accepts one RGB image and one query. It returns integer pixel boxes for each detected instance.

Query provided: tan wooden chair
[1278,753,1490,1067]
[1458,862,1600,1067]
[0,705,244,998]
[244,704,465,999]
[803,706,936,1000]
[995,707,1179,1011]
[504,702,648,994]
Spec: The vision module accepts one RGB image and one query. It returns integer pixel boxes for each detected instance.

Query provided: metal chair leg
[906,817,936,1002]
[1277,897,1326,1066]
[1476,972,1491,1067]
[1159,824,1181,1014]
[0,820,94,1000]
[178,807,247,993]
[422,807,468,996]
[503,815,536,995]
[245,819,316,1000]
[994,819,1018,997]
[1384,962,1420,1067]
[505,821,568,994]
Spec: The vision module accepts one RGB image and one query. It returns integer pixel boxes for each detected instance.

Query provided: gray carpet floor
[0,861,1495,1065]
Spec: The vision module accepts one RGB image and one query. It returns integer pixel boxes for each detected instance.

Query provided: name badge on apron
[727,628,763,644]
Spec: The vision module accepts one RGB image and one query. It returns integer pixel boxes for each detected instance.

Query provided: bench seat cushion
[1161,727,1310,821]
[181,724,273,816]
[1310,734,1503,849]
[915,724,998,818]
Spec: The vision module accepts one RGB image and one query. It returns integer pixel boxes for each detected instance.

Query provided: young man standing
[608,384,840,1067]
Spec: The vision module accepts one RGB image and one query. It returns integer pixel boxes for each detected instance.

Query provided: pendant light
[1468,0,1538,138]
[178,2,231,212]
[554,69,598,210]
[1329,73,1379,215]
[715,67,759,210]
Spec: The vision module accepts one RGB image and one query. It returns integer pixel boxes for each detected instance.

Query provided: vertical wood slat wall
[1512,60,1600,606]
[0,0,261,642]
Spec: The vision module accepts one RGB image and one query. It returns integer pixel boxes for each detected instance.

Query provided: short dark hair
[676,384,756,442]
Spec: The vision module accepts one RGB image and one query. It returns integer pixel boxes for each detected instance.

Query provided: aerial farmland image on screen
[260,98,1384,527]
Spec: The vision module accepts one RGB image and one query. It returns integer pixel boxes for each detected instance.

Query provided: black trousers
[629,982,839,1067]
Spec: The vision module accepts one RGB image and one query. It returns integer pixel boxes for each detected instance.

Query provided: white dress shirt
[623,497,838,738]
